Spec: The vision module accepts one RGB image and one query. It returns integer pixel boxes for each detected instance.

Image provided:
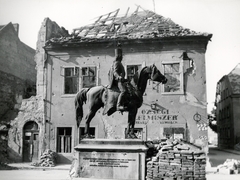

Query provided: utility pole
[152,0,156,12]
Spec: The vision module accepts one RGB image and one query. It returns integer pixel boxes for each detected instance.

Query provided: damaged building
[8,7,212,163]
[215,63,240,149]
[0,22,36,162]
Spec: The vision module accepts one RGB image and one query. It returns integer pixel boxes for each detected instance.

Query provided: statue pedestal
[72,139,148,180]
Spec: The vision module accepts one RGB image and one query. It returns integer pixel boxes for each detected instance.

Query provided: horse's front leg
[126,123,130,137]
[127,108,138,139]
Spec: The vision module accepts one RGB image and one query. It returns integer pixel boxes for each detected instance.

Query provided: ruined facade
[10,8,212,163]
[0,22,36,122]
[215,63,240,149]
[0,22,36,162]
[6,19,68,162]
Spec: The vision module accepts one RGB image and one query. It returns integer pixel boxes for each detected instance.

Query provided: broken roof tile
[45,7,212,47]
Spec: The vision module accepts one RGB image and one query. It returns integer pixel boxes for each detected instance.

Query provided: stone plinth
[72,139,148,180]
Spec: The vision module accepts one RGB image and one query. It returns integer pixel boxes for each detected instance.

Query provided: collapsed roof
[45,7,212,47]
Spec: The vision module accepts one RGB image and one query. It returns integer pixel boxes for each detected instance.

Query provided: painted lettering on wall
[136,109,178,124]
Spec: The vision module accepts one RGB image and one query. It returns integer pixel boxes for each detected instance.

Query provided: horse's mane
[131,66,149,92]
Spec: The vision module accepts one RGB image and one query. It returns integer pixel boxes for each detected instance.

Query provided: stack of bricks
[146,139,206,180]
[31,149,57,167]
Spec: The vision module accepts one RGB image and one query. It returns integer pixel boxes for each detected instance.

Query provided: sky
[0,0,240,113]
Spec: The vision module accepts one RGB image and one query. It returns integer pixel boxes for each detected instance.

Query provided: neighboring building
[8,8,212,163]
[215,63,240,149]
[0,22,36,162]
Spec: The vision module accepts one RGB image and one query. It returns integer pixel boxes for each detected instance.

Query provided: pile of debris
[0,132,9,163]
[31,149,57,167]
[0,162,18,170]
[146,139,206,180]
[217,159,240,174]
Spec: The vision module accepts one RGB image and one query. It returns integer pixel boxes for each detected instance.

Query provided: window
[64,67,79,94]
[219,110,222,121]
[164,127,185,140]
[57,127,72,153]
[125,128,143,140]
[162,61,183,94]
[24,132,31,140]
[63,66,97,94]
[227,106,230,117]
[81,67,97,88]
[79,127,95,139]
[126,65,142,81]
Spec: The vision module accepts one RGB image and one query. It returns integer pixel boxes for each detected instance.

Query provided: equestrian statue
[75,43,167,139]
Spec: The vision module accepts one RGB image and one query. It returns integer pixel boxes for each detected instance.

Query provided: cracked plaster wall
[0,23,36,162]
[8,96,44,162]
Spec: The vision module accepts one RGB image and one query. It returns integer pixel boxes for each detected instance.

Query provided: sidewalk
[219,148,240,155]
[8,162,71,170]
[209,145,240,155]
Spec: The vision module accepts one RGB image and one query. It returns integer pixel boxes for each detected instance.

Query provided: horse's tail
[75,88,89,127]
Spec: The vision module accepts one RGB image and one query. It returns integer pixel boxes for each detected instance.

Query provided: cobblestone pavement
[1,146,239,180]
[207,172,240,180]
[0,168,239,180]
[0,169,71,180]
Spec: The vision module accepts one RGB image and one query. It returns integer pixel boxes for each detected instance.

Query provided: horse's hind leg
[84,103,102,137]
[84,110,97,136]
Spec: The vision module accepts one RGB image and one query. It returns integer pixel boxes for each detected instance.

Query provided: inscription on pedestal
[79,152,139,179]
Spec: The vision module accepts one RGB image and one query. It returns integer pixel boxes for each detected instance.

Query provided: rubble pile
[0,134,9,163]
[146,139,206,180]
[31,149,57,167]
[0,131,16,170]
[217,159,240,174]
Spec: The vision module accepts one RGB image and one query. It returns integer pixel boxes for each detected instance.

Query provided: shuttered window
[57,127,72,153]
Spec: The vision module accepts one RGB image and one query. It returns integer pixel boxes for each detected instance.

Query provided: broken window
[81,67,97,88]
[125,128,143,139]
[162,61,183,94]
[64,67,79,94]
[164,127,185,140]
[126,64,142,81]
[79,127,95,139]
[57,127,72,153]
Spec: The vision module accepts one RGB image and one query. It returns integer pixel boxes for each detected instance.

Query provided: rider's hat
[115,43,122,60]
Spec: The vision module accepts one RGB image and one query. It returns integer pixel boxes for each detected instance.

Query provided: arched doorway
[23,121,39,162]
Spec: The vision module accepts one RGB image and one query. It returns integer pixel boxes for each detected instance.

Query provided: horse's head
[149,64,167,84]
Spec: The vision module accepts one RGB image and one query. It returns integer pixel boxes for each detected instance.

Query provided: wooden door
[23,131,32,162]
[23,121,39,162]
[32,132,39,162]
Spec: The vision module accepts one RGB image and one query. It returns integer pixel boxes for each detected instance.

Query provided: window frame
[79,124,98,140]
[80,66,98,88]
[125,62,146,80]
[56,127,73,153]
[61,65,98,96]
[61,66,80,95]
[122,124,146,140]
[161,60,184,95]
[126,64,142,81]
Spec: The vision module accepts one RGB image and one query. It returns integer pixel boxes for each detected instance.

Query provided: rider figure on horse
[108,43,127,111]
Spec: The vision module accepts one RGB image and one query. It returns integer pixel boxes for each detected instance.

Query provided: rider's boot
[116,92,127,111]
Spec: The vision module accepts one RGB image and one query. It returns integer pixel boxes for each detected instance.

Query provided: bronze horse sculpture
[75,64,167,138]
